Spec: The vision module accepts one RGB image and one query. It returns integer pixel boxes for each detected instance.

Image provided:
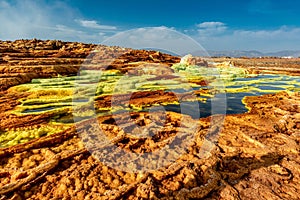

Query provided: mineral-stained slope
[211,57,300,76]
[0,40,299,199]
[0,39,93,91]
[0,92,299,200]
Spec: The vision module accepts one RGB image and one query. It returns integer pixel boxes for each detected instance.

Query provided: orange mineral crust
[0,39,299,199]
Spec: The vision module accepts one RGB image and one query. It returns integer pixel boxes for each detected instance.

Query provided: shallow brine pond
[9,69,300,118]
[1,64,299,147]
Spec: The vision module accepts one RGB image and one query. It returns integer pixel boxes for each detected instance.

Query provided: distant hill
[206,50,300,58]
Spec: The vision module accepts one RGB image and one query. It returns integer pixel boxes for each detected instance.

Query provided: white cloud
[194,25,300,52]
[0,0,299,52]
[0,0,111,43]
[197,21,227,36]
[197,22,226,29]
[102,26,209,56]
[0,0,9,8]
[76,19,117,30]
[233,26,300,39]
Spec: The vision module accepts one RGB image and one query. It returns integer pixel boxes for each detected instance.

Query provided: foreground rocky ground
[0,40,299,199]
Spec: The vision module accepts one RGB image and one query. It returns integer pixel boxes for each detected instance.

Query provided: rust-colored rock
[211,57,300,76]
[0,40,299,199]
[0,92,299,199]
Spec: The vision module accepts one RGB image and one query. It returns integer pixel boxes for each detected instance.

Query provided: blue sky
[0,0,300,52]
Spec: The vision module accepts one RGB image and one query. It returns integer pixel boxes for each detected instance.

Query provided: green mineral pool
[1,64,299,147]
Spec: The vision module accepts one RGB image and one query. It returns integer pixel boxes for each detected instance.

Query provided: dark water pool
[163,92,255,119]
[162,73,300,119]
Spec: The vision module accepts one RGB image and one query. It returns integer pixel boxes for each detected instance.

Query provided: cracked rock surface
[0,92,299,199]
[0,40,299,199]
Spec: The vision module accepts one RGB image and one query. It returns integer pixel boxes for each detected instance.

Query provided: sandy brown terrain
[0,39,299,199]
[211,57,300,76]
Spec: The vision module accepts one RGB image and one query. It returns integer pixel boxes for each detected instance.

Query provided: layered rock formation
[0,40,299,199]
[0,39,94,91]
[0,92,299,199]
[211,57,300,76]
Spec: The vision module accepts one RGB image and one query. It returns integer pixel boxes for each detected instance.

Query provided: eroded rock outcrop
[0,92,298,199]
[211,57,300,76]
[0,40,299,199]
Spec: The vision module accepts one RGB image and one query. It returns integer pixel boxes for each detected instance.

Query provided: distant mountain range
[207,50,300,58]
